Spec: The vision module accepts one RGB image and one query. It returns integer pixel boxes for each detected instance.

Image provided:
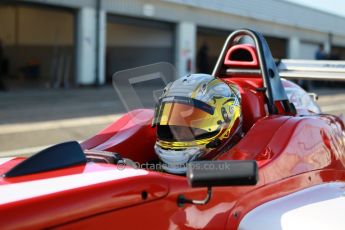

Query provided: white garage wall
[300,42,319,59]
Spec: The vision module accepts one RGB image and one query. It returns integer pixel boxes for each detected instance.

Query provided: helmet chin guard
[154,144,205,174]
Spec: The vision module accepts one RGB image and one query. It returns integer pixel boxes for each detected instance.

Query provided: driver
[152,74,242,174]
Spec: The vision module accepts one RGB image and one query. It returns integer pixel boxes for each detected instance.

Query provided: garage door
[197,27,229,74]
[106,15,174,82]
[0,5,74,88]
[265,36,287,59]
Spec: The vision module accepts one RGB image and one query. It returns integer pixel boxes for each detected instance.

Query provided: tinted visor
[157,125,219,142]
[154,97,220,142]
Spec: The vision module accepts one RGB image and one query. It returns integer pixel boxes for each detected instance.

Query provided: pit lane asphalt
[0,86,344,157]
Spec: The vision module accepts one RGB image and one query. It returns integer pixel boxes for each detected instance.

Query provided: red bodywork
[1,36,345,230]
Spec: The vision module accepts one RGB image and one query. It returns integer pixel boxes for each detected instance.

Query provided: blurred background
[0,0,345,156]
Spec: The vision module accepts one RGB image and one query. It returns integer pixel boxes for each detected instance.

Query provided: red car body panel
[1,105,344,229]
[1,30,345,229]
[80,109,157,164]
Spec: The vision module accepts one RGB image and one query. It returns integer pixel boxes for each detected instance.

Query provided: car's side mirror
[178,160,258,206]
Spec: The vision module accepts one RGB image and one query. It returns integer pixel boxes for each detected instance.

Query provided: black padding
[187,160,258,187]
[230,49,253,61]
[4,141,86,177]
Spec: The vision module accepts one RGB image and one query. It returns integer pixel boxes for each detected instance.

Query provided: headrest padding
[224,44,259,68]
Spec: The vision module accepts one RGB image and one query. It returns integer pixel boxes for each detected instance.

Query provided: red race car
[1,29,345,230]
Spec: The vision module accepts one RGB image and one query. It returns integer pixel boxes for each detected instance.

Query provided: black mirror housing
[186,160,258,188]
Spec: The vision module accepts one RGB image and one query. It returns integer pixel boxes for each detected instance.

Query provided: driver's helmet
[153,74,242,174]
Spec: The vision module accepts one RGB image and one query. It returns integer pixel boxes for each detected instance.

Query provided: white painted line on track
[0,114,123,135]
[321,103,345,113]
[318,95,345,101]
[317,94,345,103]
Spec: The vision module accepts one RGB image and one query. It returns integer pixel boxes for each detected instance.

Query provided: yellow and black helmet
[153,74,242,174]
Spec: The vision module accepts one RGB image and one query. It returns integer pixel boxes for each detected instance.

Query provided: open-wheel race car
[1,29,345,230]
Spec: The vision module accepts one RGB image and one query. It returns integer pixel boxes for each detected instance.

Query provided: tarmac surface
[1,85,345,157]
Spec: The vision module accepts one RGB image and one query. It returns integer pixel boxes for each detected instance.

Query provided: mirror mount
[177,187,212,207]
[176,160,258,207]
